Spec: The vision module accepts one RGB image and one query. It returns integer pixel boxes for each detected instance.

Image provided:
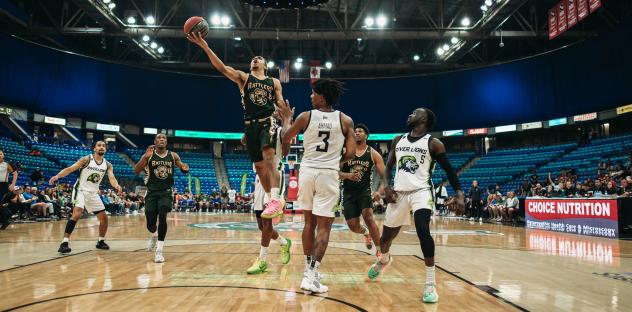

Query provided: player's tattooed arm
[49,156,89,184]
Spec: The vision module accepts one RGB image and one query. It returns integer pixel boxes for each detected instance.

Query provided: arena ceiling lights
[241,0,328,9]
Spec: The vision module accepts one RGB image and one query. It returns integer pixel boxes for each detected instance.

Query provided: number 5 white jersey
[300,109,345,171]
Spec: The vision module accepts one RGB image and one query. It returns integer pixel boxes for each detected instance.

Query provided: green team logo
[398,155,419,174]
[188,222,349,232]
[87,172,101,183]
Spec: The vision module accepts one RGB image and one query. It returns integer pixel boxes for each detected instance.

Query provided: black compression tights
[414,209,435,258]
[147,211,168,241]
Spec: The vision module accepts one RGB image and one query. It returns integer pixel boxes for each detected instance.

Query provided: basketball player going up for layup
[277,78,356,294]
[134,134,189,263]
[242,111,292,274]
[51,141,123,254]
[367,108,464,303]
[339,124,385,253]
[187,32,285,219]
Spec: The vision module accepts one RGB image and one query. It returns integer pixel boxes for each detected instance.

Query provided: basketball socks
[259,246,269,260]
[361,225,369,235]
[309,259,321,271]
[65,219,77,236]
[426,265,436,285]
[380,252,390,264]
[156,241,164,252]
[304,255,312,270]
[62,237,69,243]
[264,193,271,203]
[270,188,280,200]
[98,237,105,242]
[276,235,288,245]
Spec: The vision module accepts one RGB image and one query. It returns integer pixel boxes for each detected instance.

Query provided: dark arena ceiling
[1,0,631,78]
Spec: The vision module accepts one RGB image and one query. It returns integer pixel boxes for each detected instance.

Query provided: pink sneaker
[261,199,282,219]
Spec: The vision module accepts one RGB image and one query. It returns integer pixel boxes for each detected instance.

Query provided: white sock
[276,236,288,246]
[259,246,269,260]
[62,237,69,243]
[305,255,312,270]
[426,265,436,285]
[264,192,271,203]
[361,225,369,235]
[98,237,105,242]
[271,188,280,200]
[156,241,164,252]
[150,232,158,239]
[380,252,390,264]
[309,260,321,271]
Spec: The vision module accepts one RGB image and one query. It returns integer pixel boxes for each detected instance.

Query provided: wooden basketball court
[1,213,631,311]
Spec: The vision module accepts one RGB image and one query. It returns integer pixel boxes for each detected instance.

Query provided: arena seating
[126,149,219,193]
[223,153,255,191]
[0,136,62,185]
[528,134,632,183]
[461,143,577,194]
[34,142,136,179]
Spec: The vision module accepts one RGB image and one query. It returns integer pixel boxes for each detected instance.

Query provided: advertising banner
[525,198,618,238]
[577,0,589,20]
[557,1,568,33]
[548,8,558,39]
[567,0,578,28]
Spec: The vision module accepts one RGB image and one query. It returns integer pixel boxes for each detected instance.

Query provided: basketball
[184,16,209,37]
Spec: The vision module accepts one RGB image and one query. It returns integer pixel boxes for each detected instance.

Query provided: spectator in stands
[621,179,631,197]
[531,183,545,197]
[487,194,502,222]
[494,183,501,195]
[604,181,622,196]
[30,168,44,186]
[564,181,576,197]
[529,170,539,186]
[125,192,142,213]
[592,180,606,195]
[24,187,49,218]
[1,186,21,229]
[41,188,60,219]
[468,180,484,221]
[503,192,519,223]
[517,181,531,197]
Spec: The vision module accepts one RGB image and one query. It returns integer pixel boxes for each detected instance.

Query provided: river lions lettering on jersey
[393,134,435,192]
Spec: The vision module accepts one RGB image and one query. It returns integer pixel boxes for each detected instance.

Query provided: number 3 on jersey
[316,131,330,152]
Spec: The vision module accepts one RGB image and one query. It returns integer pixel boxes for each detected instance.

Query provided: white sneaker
[300,271,328,294]
[469,217,474,221]
[478,217,483,222]
[147,235,157,251]
[154,251,164,263]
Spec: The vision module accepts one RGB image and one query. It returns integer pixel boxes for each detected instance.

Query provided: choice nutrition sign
[525,198,618,238]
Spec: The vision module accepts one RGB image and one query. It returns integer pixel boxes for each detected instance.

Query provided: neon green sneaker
[246,257,267,274]
[367,256,391,280]
[280,238,292,264]
[422,284,439,303]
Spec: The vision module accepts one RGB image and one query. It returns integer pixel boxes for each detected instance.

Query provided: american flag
[278,60,290,83]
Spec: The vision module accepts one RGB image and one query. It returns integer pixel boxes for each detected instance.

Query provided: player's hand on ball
[186,32,209,49]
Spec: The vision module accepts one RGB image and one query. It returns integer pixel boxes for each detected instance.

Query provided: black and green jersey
[341,147,374,192]
[241,75,276,120]
[144,150,175,191]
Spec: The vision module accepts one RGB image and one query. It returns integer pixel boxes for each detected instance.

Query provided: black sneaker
[0,221,10,230]
[96,240,110,250]
[58,242,71,254]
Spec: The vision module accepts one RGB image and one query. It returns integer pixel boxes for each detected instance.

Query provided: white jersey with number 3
[393,133,435,192]
[300,109,345,171]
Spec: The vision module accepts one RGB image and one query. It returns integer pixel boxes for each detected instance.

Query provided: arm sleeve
[434,152,461,192]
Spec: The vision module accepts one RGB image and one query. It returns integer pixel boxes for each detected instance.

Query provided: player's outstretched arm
[134,145,154,175]
[49,156,89,185]
[106,162,123,193]
[173,152,190,174]
[277,99,306,144]
[186,32,247,86]
[340,113,356,163]
[273,79,285,109]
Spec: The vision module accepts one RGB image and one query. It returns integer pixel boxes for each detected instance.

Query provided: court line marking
[1,285,368,312]
[0,250,93,273]
[413,255,529,312]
